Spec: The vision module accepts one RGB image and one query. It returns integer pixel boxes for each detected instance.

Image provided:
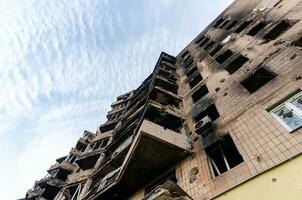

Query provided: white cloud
[0,0,234,199]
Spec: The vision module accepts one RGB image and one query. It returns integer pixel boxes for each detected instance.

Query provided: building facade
[23,0,302,199]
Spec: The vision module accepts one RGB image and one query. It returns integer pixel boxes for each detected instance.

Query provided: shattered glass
[274,106,302,130]
[291,95,302,111]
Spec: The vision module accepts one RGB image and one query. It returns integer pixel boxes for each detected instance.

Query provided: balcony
[30,177,64,200]
[70,147,83,157]
[76,149,103,170]
[99,120,119,133]
[142,180,192,200]
[66,168,94,185]
[90,119,191,199]
[47,161,76,181]
[48,160,76,173]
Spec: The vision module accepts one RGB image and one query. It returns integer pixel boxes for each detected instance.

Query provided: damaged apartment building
[23,0,302,199]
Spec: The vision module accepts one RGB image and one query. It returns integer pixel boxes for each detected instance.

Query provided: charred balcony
[38,177,64,199]
[27,177,64,200]
[90,119,191,200]
[150,87,181,109]
[76,136,110,170]
[47,160,77,181]
[106,108,142,155]
[157,68,178,82]
[144,102,183,132]
[159,62,176,74]
[99,120,119,133]
[154,76,178,95]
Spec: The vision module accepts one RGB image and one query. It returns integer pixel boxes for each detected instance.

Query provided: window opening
[240,67,276,93]
[204,41,216,51]
[213,18,224,28]
[199,37,210,47]
[189,74,203,89]
[194,104,220,122]
[247,21,267,36]
[225,20,238,30]
[235,20,253,33]
[263,20,292,40]
[206,134,243,177]
[192,85,209,103]
[219,19,230,29]
[225,55,249,74]
[186,65,198,77]
[215,49,234,64]
[209,44,223,56]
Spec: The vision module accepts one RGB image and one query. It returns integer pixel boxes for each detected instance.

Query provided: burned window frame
[206,134,243,177]
[270,90,302,132]
[234,19,253,33]
[224,54,249,74]
[263,19,294,41]
[240,67,276,94]
[247,21,268,36]
[215,49,234,64]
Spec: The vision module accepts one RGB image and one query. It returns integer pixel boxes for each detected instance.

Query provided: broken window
[209,44,223,56]
[247,21,267,36]
[204,41,216,51]
[195,36,205,44]
[180,50,189,59]
[189,73,203,89]
[194,103,220,122]
[215,49,234,64]
[206,134,243,177]
[225,55,249,74]
[183,54,191,64]
[184,58,194,69]
[263,20,292,41]
[240,67,276,93]
[199,37,210,47]
[225,20,238,30]
[186,65,198,77]
[213,18,224,28]
[235,20,253,33]
[269,90,302,132]
[192,85,209,103]
[219,19,230,29]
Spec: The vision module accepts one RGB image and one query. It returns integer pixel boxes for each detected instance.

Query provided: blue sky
[0,0,233,199]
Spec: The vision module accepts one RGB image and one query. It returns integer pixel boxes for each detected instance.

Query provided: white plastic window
[271,93,302,132]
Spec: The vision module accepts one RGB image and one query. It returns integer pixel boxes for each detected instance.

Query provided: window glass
[273,106,302,130]
[290,95,302,111]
